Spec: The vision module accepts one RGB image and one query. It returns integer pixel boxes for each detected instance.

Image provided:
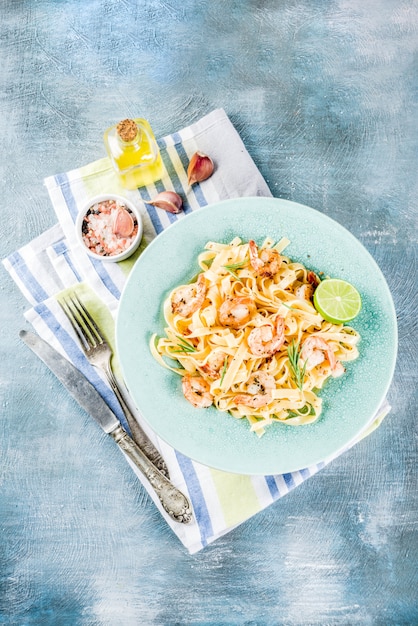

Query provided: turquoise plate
[116,197,397,475]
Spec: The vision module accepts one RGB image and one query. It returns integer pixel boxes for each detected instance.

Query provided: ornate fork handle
[110,424,192,524]
[105,365,170,478]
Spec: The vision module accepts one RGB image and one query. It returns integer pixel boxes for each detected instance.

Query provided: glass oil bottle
[103,118,164,190]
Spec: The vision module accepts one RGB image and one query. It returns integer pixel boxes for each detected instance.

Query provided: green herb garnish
[223,260,247,279]
[219,356,229,386]
[280,301,295,311]
[171,336,197,353]
[287,339,307,391]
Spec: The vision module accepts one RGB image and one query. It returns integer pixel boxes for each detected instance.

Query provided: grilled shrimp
[294,271,320,300]
[171,273,207,318]
[300,336,344,377]
[182,374,213,408]
[248,240,281,278]
[200,351,228,378]
[247,316,285,357]
[218,296,256,329]
[294,283,314,301]
[234,371,276,408]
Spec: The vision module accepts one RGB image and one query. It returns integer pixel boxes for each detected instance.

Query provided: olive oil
[103,118,164,190]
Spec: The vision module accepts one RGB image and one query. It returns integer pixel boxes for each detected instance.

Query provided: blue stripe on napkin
[7,251,50,303]
[265,475,280,499]
[175,451,214,547]
[138,187,165,235]
[169,134,209,209]
[51,241,82,282]
[54,173,79,221]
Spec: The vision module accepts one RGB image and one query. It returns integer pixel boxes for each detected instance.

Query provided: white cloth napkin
[3,109,390,553]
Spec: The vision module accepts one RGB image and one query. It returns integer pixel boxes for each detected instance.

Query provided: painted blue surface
[1,0,417,624]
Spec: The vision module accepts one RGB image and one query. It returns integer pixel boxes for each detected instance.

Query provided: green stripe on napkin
[209,469,261,527]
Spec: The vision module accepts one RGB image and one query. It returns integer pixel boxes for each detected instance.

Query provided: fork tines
[60,293,104,350]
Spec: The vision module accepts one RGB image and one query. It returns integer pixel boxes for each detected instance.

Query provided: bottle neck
[117,129,142,147]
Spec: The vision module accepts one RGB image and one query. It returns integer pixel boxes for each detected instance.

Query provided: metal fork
[60,292,169,478]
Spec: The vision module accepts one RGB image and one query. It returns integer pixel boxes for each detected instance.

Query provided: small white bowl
[76,194,143,262]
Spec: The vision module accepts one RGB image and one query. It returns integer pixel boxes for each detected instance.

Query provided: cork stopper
[116,119,138,142]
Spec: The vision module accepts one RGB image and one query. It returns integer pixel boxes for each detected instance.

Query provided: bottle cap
[116,119,138,142]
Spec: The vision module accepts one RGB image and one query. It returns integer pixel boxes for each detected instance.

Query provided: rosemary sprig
[170,335,197,353]
[287,339,307,391]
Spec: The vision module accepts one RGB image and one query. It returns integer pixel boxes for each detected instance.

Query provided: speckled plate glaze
[116,197,397,475]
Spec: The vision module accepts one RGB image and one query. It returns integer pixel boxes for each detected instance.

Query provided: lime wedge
[313,278,362,324]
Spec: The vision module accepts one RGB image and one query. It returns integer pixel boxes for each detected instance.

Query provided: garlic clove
[112,207,135,237]
[148,190,183,214]
[187,152,214,185]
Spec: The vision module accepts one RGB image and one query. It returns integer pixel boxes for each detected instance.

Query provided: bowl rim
[75,193,143,262]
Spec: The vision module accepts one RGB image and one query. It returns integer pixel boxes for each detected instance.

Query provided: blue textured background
[1,1,417,624]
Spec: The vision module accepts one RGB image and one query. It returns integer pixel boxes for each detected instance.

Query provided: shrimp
[248,240,281,278]
[234,371,276,408]
[294,270,319,300]
[171,273,207,318]
[294,283,314,301]
[181,374,213,408]
[300,336,344,378]
[247,316,285,357]
[218,296,256,329]
[307,271,320,287]
[200,351,227,378]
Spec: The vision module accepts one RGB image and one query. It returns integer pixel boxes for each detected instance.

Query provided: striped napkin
[4,109,390,554]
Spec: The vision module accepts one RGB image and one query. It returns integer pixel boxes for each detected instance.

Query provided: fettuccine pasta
[150,237,360,436]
